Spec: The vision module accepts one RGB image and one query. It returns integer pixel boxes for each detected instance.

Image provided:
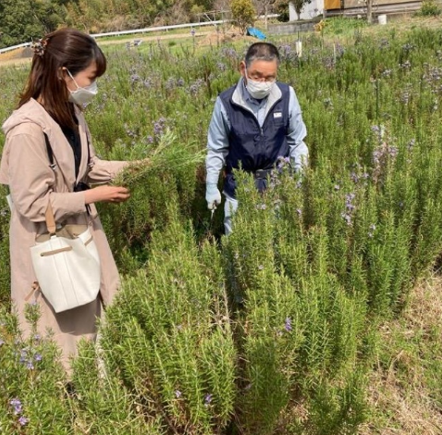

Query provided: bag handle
[44,202,57,236]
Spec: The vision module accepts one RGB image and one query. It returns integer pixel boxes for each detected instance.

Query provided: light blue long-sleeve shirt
[206,77,308,185]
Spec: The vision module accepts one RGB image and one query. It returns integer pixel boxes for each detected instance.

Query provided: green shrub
[416,0,442,16]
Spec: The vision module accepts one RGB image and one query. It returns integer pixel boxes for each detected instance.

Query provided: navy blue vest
[219,82,290,198]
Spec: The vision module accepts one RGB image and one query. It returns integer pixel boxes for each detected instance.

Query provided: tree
[274,0,289,21]
[230,0,256,35]
[254,0,276,29]
[0,0,45,47]
[290,0,312,20]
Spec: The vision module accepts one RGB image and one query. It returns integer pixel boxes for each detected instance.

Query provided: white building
[289,0,324,20]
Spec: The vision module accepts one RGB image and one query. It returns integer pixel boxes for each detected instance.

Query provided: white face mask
[67,70,98,107]
[245,69,274,99]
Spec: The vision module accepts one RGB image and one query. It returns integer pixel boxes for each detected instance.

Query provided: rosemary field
[1,23,442,434]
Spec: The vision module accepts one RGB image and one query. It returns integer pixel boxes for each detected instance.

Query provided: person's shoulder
[276,82,292,92]
[5,123,44,143]
[3,99,56,139]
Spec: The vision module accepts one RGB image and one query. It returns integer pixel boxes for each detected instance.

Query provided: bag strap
[43,130,92,169]
[43,133,56,169]
[44,201,57,236]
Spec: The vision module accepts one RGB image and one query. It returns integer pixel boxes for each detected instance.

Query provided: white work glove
[206,183,221,210]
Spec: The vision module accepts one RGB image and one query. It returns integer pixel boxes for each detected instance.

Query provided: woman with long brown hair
[0,28,130,374]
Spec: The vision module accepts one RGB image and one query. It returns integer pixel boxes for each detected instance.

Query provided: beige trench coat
[0,99,127,372]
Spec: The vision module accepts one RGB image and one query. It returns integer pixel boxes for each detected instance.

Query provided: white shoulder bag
[30,202,101,313]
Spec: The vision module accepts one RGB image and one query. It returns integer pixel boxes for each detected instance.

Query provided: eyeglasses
[245,68,277,83]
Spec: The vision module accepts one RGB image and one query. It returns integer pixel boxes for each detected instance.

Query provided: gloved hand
[206,183,221,210]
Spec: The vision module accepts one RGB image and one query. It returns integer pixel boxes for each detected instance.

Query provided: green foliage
[230,0,256,34]
[415,0,442,16]
[2,25,442,434]
[0,305,71,434]
[0,0,65,48]
[0,0,219,46]
[98,206,237,433]
[0,191,10,307]
[275,0,290,22]
[321,17,369,36]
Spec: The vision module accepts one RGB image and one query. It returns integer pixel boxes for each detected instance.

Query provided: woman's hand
[84,185,130,205]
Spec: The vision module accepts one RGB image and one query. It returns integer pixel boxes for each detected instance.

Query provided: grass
[358,275,442,434]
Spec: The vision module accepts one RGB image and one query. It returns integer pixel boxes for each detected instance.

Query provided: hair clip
[31,38,48,57]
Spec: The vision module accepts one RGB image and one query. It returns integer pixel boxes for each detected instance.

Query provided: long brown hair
[20,28,106,128]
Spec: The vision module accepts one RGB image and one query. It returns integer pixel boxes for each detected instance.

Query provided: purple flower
[19,349,28,363]
[341,213,352,226]
[10,398,22,415]
[400,60,411,70]
[130,74,140,83]
[34,353,42,361]
[296,208,302,216]
[204,393,212,405]
[400,92,410,104]
[175,390,182,398]
[221,47,238,58]
[153,117,167,137]
[217,62,227,72]
[165,77,176,90]
[388,147,398,158]
[18,416,29,426]
[285,317,292,332]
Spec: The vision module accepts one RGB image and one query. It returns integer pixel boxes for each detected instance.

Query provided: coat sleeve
[86,145,129,184]
[6,130,86,223]
[287,86,309,171]
[205,97,230,185]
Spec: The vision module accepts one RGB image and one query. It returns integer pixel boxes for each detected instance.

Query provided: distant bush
[416,0,442,16]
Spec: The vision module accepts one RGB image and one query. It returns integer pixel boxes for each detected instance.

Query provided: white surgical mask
[245,69,274,99]
[67,70,98,107]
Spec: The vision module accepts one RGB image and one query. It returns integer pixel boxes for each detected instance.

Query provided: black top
[60,116,81,178]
